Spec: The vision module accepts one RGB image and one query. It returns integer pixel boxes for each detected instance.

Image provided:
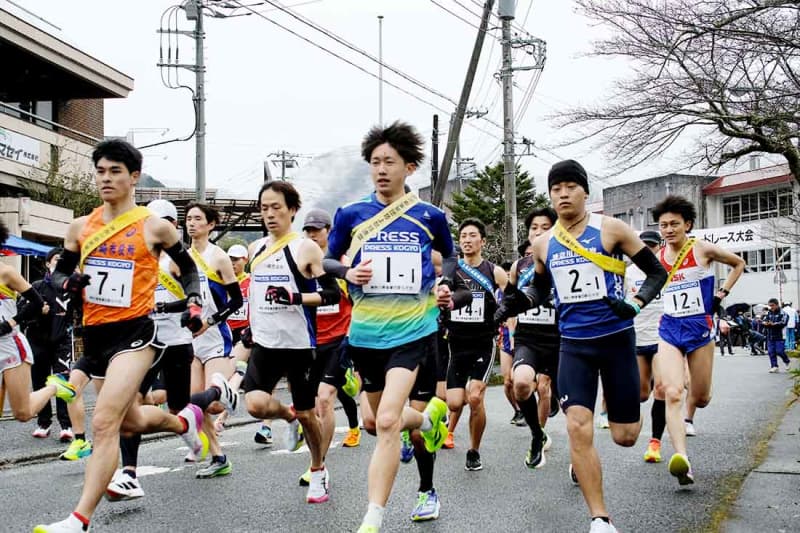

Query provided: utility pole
[431,114,439,195]
[268,150,300,180]
[500,0,516,261]
[378,15,384,125]
[433,0,495,207]
[194,0,206,201]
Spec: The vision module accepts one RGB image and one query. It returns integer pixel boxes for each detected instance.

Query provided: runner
[323,121,469,532]
[652,195,744,485]
[242,180,339,504]
[445,217,507,471]
[495,159,667,533]
[508,207,560,469]
[34,139,207,533]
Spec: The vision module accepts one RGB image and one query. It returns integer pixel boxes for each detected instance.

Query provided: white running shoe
[211,372,239,415]
[306,467,330,503]
[178,404,205,456]
[106,471,145,501]
[33,514,88,532]
[286,417,304,451]
[32,425,51,438]
[685,421,697,437]
[589,518,618,532]
[59,428,74,443]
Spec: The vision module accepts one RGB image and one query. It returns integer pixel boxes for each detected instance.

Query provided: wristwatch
[206,315,217,326]
[718,287,730,296]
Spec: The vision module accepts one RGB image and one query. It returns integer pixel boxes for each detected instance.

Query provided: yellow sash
[190,246,224,284]
[553,220,626,276]
[346,192,421,260]
[663,238,696,289]
[80,206,151,267]
[158,268,185,299]
[0,284,16,299]
[250,232,300,271]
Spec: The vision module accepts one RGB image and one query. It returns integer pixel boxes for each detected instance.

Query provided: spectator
[736,311,764,355]
[783,301,797,351]
[763,298,791,372]
[24,248,75,441]
[717,314,734,356]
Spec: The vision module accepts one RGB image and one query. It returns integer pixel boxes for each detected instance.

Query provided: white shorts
[192,323,232,365]
[0,332,34,374]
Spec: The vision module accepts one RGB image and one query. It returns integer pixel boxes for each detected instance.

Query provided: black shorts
[140,344,193,411]
[636,344,658,363]
[315,337,349,388]
[349,332,437,402]
[243,344,319,411]
[557,328,640,424]
[435,327,450,382]
[512,341,559,378]
[446,336,495,389]
[75,316,162,380]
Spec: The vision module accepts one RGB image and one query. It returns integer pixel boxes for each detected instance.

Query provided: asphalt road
[0,348,792,533]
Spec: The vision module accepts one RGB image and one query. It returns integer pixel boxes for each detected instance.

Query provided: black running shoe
[549,395,560,418]
[512,411,527,427]
[524,435,544,469]
[465,449,483,471]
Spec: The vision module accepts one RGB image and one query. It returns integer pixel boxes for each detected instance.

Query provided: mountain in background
[139,173,165,187]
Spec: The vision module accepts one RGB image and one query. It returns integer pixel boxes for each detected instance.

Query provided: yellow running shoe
[299,466,311,486]
[342,367,361,398]
[60,438,92,461]
[198,430,210,461]
[643,438,662,463]
[342,427,361,447]
[357,524,379,533]
[47,374,76,403]
[668,453,695,485]
[420,398,448,453]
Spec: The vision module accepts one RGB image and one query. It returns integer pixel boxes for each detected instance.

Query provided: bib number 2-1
[553,261,607,303]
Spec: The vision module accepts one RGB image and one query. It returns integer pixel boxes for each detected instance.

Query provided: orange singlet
[79,206,158,326]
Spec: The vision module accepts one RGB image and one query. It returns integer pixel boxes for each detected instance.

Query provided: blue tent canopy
[2,234,54,257]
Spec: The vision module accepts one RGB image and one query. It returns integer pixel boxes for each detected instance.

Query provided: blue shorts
[499,326,513,355]
[636,344,658,362]
[557,328,640,424]
[658,315,714,355]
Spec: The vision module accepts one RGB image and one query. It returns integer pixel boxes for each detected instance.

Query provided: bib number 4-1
[451,292,485,323]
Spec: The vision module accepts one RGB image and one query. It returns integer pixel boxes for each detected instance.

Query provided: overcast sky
[10,0,781,210]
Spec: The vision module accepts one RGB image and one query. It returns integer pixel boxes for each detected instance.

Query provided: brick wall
[56,99,103,142]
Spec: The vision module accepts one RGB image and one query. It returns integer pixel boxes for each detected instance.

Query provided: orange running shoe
[443,432,455,449]
[342,427,361,448]
[643,438,662,463]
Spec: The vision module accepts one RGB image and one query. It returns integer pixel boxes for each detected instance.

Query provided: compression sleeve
[316,273,341,307]
[440,249,459,281]
[211,282,243,323]
[629,246,668,308]
[13,287,44,324]
[449,273,473,310]
[522,272,552,310]
[51,248,81,289]
[323,256,350,279]
[164,241,202,300]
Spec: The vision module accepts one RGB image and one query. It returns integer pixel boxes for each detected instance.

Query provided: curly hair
[361,121,425,166]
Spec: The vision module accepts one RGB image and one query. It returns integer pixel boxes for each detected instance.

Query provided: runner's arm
[0,268,42,332]
[609,218,667,308]
[51,217,86,290]
[163,241,202,303]
[702,241,746,296]
[290,239,341,307]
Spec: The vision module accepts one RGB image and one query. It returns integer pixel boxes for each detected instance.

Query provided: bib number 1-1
[362,242,422,295]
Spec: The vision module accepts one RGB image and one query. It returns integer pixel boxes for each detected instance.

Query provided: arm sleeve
[326,207,350,260]
[450,273,473,310]
[12,287,44,324]
[163,241,202,300]
[211,282,243,323]
[316,274,341,306]
[51,248,81,289]
[431,209,455,257]
[629,246,668,308]
[323,256,350,279]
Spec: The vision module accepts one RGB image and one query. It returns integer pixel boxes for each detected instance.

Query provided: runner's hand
[0,320,12,335]
[712,296,722,315]
[602,296,640,319]
[181,302,204,332]
[266,285,301,305]
[436,284,453,309]
[63,273,90,296]
[345,259,372,286]
[240,326,254,348]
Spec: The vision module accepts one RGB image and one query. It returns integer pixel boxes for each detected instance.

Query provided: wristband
[625,299,642,315]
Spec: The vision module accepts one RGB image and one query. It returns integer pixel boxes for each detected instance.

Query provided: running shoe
[542,430,552,452]
[420,397,448,453]
[254,424,273,446]
[211,372,239,415]
[589,517,619,533]
[342,366,360,398]
[185,430,209,463]
[105,471,145,501]
[59,428,74,443]
[568,463,579,486]
[410,489,440,521]
[306,467,330,503]
[60,438,92,461]
[512,410,527,427]
[33,514,88,533]
[286,418,305,451]
[357,525,379,533]
[196,456,232,478]
[465,449,482,471]
[342,427,361,447]
[510,410,521,424]
[299,467,311,486]
[32,424,51,438]
[668,453,695,485]
[178,404,207,458]
[525,435,545,469]
[784,359,792,370]
[769,366,779,373]
[400,430,415,463]
[685,420,697,437]
[443,431,455,449]
[47,374,77,403]
[643,438,662,463]
[597,412,609,429]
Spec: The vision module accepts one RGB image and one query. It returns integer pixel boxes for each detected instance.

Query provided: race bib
[317,303,340,315]
[361,242,422,294]
[228,298,248,321]
[663,281,703,317]
[518,305,556,325]
[451,292,485,323]
[83,257,134,307]
[251,274,290,314]
[553,261,607,303]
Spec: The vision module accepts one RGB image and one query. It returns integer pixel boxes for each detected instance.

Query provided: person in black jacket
[26,248,74,441]
[763,298,791,372]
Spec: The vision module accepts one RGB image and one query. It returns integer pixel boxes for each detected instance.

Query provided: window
[723,187,793,224]
[735,246,792,273]
[613,212,629,223]
[0,100,55,130]
[645,208,658,226]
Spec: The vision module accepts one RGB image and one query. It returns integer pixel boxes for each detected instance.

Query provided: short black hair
[361,121,425,166]
[501,261,513,272]
[652,195,697,230]
[46,247,63,263]
[259,181,302,213]
[185,202,220,226]
[524,207,557,229]
[0,219,8,247]
[769,297,780,305]
[458,217,486,238]
[517,240,531,257]
[92,139,142,174]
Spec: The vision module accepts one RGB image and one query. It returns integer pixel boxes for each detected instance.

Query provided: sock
[684,418,693,424]
[190,387,221,411]
[518,394,542,438]
[363,503,385,528]
[420,412,433,432]
[592,516,610,523]
[337,387,360,429]
[311,465,325,472]
[72,511,90,530]
[120,434,141,471]
[415,446,435,492]
[651,399,666,440]
[212,454,226,464]
[75,433,86,441]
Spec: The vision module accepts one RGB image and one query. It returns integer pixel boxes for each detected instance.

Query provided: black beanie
[548,159,589,194]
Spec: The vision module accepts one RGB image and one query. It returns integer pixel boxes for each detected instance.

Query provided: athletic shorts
[636,343,658,362]
[243,344,319,411]
[659,315,714,355]
[498,326,513,355]
[512,341,559,378]
[558,328,640,424]
[315,337,349,388]
[446,336,495,389]
[140,344,193,411]
[192,323,232,364]
[435,327,450,382]
[0,332,33,374]
[76,316,163,380]
[348,332,437,402]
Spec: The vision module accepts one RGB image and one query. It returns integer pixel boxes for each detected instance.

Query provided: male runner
[508,207,560,469]
[35,139,207,533]
[323,121,469,532]
[496,159,667,533]
[446,217,507,471]
[652,195,744,485]
[243,180,339,504]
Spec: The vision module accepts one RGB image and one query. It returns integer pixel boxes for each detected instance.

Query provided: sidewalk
[722,393,800,532]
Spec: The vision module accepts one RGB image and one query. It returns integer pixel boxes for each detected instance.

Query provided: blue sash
[458,259,495,295]
[518,264,536,289]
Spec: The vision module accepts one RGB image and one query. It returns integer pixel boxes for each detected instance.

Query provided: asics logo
[130,340,144,348]
[559,394,569,405]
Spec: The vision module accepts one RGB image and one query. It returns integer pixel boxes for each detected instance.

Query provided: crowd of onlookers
[717,300,797,371]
